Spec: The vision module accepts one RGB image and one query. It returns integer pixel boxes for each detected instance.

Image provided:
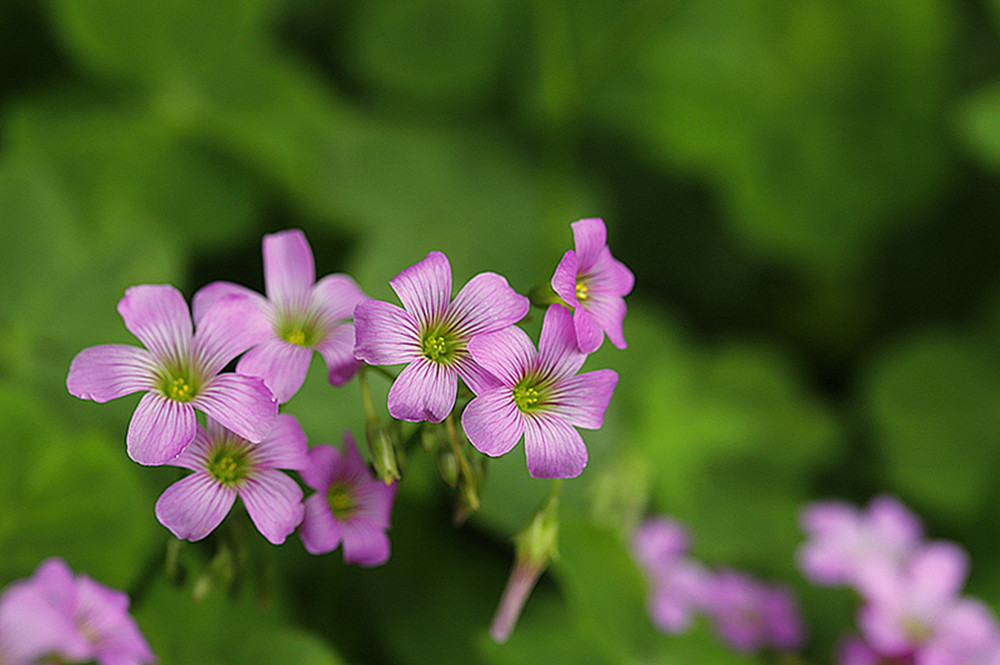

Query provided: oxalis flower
[193,229,368,403]
[462,304,618,479]
[551,217,634,353]
[155,414,309,544]
[299,432,397,566]
[67,284,277,465]
[353,250,529,422]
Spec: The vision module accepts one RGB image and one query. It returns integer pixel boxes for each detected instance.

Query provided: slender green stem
[444,413,477,485]
[358,365,378,421]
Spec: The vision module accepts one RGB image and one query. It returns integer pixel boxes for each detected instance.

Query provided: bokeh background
[2,0,1000,663]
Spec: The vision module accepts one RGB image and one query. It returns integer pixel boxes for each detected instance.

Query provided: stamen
[575,282,589,303]
[422,335,449,362]
[513,384,542,412]
[284,328,307,346]
[209,454,243,484]
[328,486,354,518]
[167,377,194,402]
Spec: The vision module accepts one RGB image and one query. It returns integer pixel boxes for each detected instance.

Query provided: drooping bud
[528,283,567,310]
[437,448,460,487]
[366,418,400,484]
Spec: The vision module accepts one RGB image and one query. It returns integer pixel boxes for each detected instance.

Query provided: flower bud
[437,448,460,487]
[366,419,400,484]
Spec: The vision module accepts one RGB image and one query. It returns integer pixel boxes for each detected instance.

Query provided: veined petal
[192,295,272,377]
[300,494,343,555]
[462,388,525,457]
[449,272,529,337]
[0,575,88,664]
[339,432,372,484]
[236,337,313,403]
[523,414,588,479]
[588,247,635,297]
[584,295,628,349]
[171,423,215,472]
[467,326,536,388]
[253,413,310,471]
[155,473,236,541]
[571,217,607,270]
[316,324,362,387]
[67,344,157,402]
[573,306,604,354]
[263,229,315,309]
[192,281,268,327]
[351,480,397,531]
[549,369,618,429]
[239,470,305,545]
[454,355,503,394]
[387,358,456,422]
[300,444,340,492]
[127,392,197,465]
[193,373,277,443]
[353,300,421,365]
[389,251,451,324]
[117,285,192,363]
[551,250,580,307]
[340,518,391,567]
[312,273,368,323]
[538,304,587,378]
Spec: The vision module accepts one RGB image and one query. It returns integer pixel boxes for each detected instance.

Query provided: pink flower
[462,304,618,479]
[193,229,368,403]
[155,414,309,544]
[631,518,710,634]
[353,250,529,422]
[67,285,276,465]
[551,218,634,353]
[299,432,397,566]
[702,570,804,653]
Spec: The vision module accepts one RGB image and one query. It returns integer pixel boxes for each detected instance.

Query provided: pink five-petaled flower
[551,217,634,354]
[702,570,805,654]
[299,432,397,566]
[0,558,155,665]
[155,414,309,544]
[193,229,368,403]
[353,250,530,423]
[67,284,277,465]
[462,303,618,479]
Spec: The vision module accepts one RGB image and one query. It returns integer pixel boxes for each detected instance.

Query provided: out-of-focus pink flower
[702,570,805,653]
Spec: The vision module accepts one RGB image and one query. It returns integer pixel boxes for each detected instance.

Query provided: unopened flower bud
[437,448,460,487]
[366,419,400,484]
[528,283,566,310]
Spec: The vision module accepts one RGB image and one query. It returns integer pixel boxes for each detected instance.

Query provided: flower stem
[445,412,480,513]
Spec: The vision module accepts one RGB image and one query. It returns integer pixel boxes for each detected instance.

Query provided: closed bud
[437,448,460,487]
[366,419,401,484]
[528,283,566,309]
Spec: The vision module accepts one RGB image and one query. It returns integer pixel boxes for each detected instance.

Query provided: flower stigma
[160,371,198,403]
[208,448,250,485]
[327,484,354,519]
[575,281,589,303]
[513,381,544,413]
[422,334,451,362]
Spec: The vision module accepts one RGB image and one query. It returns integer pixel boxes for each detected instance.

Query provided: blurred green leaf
[959,81,1000,172]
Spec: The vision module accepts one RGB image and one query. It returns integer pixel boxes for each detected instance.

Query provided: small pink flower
[703,570,804,653]
[631,518,710,634]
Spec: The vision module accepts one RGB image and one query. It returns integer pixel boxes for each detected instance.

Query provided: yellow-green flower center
[208,447,250,485]
[327,484,354,519]
[422,335,449,361]
[576,281,589,303]
[159,369,201,403]
[167,377,195,402]
[278,318,322,347]
[513,379,546,413]
[420,326,463,364]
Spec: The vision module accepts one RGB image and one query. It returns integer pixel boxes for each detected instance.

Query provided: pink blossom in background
[631,518,709,633]
[702,570,804,653]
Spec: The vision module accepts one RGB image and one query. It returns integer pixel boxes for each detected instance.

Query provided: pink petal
[454,355,503,394]
[581,284,629,351]
[117,285,192,363]
[300,444,340,492]
[239,470,305,545]
[252,413,310,471]
[171,423,214,471]
[67,344,157,403]
[467,326,536,388]
[192,373,277,443]
[461,388,525,457]
[910,542,969,602]
[588,247,635,297]
[387,358,456,423]
[340,518,391,566]
[351,480,397,531]
[127,392,197,465]
[263,229,315,309]
[573,305,604,354]
[192,294,272,376]
[316,324,362,387]
[449,272,529,337]
[339,432,372,483]
[538,304,587,378]
[551,250,580,307]
[549,369,618,429]
[192,281,268,327]
[571,217,607,270]
[522,414,588,479]
[236,337,313,403]
[389,251,451,324]
[312,273,368,323]
[0,575,89,663]
[353,300,421,365]
[155,472,236,541]
[300,494,343,555]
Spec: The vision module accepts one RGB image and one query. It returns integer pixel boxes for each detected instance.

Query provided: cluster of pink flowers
[631,516,805,654]
[0,558,154,665]
[799,496,1000,665]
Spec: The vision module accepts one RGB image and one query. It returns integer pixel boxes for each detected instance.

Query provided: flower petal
[353,300,421,365]
[340,518,391,567]
[573,305,604,354]
[338,432,372,485]
[300,444,340,492]
[192,281,268,327]
[155,472,236,541]
[352,480,397,531]
[571,217,607,270]
[316,324,362,387]
[449,272,529,337]
[252,413,310,471]
[117,284,192,363]
[389,251,452,324]
[551,250,580,308]
[462,388,525,458]
[236,337,313,403]
[454,355,503,394]
[300,494,343,555]
[549,369,618,429]
[171,423,214,471]
[263,229,315,309]
[522,414,588,479]
[387,358,457,423]
[467,326,536,388]
[127,392,197,465]
[539,304,587,378]
[192,373,277,442]
[588,247,635,297]
[67,344,157,403]
[239,470,305,545]
[312,273,368,323]
[192,294,272,377]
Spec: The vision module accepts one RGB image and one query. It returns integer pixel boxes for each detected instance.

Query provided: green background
[2,0,1000,662]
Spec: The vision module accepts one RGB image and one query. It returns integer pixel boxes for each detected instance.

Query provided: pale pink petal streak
[66,344,157,402]
[312,273,368,323]
[127,392,197,465]
[467,326,536,387]
[538,304,587,378]
[571,217,608,269]
[551,251,580,307]
[387,358,456,423]
[236,337,313,403]
[171,425,215,472]
[316,324,362,387]
[117,285,192,363]
[155,473,237,541]
[549,369,618,429]
[193,295,272,376]
[239,470,305,545]
[300,444,340,492]
[263,229,315,309]
[193,373,277,442]
[389,251,452,324]
[462,389,525,457]
[300,494,343,554]
[340,519,391,567]
[192,281,268,327]
[252,413,310,470]
[523,414,588,479]
[449,272,529,337]
[353,300,421,365]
